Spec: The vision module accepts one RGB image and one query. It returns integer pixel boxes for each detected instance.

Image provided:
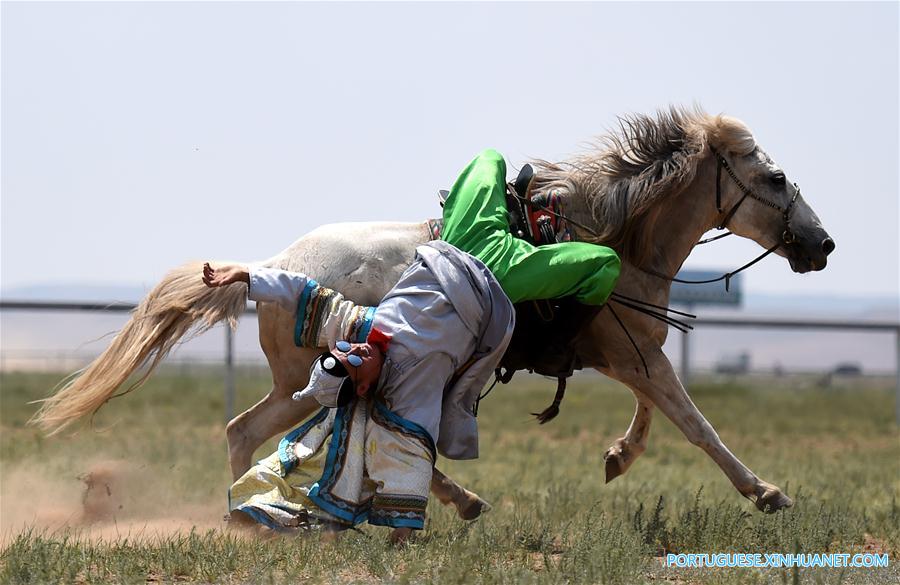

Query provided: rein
[640,147,801,291]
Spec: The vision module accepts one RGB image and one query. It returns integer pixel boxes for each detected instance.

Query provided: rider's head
[291,338,385,407]
[331,340,384,398]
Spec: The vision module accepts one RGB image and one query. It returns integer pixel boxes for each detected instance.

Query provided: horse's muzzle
[787,235,834,273]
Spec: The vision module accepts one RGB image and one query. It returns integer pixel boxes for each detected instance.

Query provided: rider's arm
[203,262,310,312]
[247,267,311,312]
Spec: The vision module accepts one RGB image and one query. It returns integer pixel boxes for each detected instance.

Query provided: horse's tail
[30,261,248,435]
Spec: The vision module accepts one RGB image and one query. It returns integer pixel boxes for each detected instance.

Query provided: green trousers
[441,149,621,305]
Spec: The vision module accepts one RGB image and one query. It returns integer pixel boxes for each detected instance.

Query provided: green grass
[1,370,897,584]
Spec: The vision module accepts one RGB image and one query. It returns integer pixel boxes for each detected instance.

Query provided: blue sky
[2,1,898,299]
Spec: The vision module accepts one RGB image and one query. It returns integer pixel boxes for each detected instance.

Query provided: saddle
[436,165,590,424]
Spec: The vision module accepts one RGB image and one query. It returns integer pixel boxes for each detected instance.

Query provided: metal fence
[2,300,898,423]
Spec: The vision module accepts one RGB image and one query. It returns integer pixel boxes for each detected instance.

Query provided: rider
[203,234,515,543]
[203,149,620,542]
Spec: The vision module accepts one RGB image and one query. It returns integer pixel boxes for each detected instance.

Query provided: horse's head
[707,122,834,274]
[533,108,835,275]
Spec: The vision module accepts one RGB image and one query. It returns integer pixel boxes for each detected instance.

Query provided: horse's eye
[770,172,786,186]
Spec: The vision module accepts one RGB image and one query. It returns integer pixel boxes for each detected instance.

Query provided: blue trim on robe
[355,306,376,342]
[368,515,424,530]
[278,407,330,475]
[372,400,437,464]
[234,506,294,533]
[294,278,319,347]
[306,404,370,524]
[305,400,434,528]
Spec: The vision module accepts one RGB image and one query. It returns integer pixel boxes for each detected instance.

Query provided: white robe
[233,241,515,530]
[229,399,434,531]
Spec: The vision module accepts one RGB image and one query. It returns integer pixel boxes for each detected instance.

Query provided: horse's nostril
[821,238,835,255]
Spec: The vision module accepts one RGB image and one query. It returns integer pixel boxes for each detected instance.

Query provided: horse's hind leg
[431,468,492,520]
[226,308,322,479]
[603,388,654,483]
[226,387,319,480]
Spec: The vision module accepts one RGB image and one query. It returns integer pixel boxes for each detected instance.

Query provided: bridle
[644,147,801,291]
[711,147,800,241]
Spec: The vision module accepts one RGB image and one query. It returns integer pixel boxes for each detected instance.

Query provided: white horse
[34,108,834,517]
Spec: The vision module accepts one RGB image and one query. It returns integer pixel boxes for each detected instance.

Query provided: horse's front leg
[602,388,654,483]
[610,348,793,513]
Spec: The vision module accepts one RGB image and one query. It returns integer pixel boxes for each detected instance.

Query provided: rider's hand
[202,262,249,287]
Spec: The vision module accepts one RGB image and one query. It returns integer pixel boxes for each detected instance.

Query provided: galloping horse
[34,108,834,517]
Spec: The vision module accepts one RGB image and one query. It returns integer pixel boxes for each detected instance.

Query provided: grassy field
[1,369,897,584]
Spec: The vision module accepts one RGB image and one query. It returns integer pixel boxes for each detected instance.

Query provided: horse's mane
[530,106,756,265]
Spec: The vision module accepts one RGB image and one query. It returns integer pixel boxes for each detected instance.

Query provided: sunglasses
[335,340,363,367]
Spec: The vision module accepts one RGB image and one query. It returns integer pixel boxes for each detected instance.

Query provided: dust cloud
[1,459,228,545]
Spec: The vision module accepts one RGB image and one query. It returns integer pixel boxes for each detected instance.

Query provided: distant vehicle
[831,363,862,376]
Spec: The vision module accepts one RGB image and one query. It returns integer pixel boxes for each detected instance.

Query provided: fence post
[681,331,690,389]
[225,325,235,423]
[680,302,693,389]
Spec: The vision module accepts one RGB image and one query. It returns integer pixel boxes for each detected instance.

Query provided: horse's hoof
[389,527,414,546]
[604,450,624,483]
[458,494,491,521]
[754,486,793,513]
